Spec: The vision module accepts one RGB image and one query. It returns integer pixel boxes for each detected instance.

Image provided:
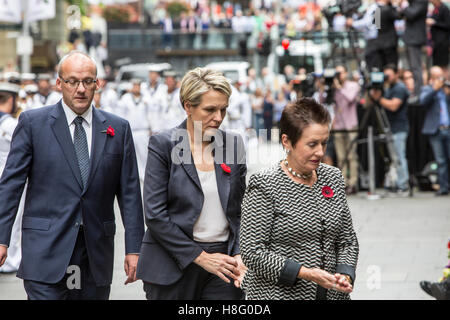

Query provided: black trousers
[366,46,398,71]
[144,242,244,300]
[24,227,110,300]
[406,45,424,96]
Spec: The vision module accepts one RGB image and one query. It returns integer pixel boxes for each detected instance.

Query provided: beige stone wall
[0,29,19,71]
[0,0,67,72]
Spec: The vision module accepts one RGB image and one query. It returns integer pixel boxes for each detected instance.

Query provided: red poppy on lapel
[221,163,231,174]
[322,186,334,198]
[102,126,115,137]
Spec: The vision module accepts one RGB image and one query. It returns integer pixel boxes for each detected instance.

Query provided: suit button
[75,222,79,228]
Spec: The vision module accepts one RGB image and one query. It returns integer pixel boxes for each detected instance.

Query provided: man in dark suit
[0,51,145,299]
[427,0,450,77]
[401,0,428,96]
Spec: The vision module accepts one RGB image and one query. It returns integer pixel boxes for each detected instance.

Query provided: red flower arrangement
[322,186,334,198]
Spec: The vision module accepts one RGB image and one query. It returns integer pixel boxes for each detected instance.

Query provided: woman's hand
[194,251,240,284]
[299,267,353,294]
[334,273,353,293]
[233,254,248,288]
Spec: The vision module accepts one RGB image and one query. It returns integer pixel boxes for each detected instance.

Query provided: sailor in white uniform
[45,78,63,106]
[119,79,152,184]
[31,74,52,109]
[224,81,252,148]
[0,83,24,273]
[152,71,185,133]
[100,78,120,115]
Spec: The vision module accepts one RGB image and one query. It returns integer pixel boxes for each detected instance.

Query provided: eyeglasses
[59,77,97,89]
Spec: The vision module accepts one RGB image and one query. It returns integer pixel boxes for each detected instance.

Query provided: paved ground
[0,141,448,300]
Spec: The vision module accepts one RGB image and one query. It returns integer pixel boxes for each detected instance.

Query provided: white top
[61,100,93,157]
[193,169,230,243]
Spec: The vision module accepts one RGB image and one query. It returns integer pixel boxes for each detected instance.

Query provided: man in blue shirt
[420,66,450,196]
[369,64,410,194]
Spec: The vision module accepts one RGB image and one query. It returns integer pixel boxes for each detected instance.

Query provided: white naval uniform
[223,86,252,148]
[45,91,63,106]
[31,92,50,109]
[0,114,24,273]
[119,93,152,183]
[101,86,120,115]
[150,87,186,133]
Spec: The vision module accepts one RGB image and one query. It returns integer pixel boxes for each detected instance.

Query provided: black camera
[292,73,315,98]
[368,71,384,90]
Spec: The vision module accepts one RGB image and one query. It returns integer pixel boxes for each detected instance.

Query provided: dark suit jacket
[420,86,450,135]
[402,0,428,46]
[376,4,401,49]
[136,120,247,285]
[0,102,144,286]
[430,2,450,44]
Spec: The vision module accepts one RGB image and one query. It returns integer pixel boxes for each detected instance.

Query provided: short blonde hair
[179,67,232,108]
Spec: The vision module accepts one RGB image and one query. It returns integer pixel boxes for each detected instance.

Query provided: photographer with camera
[333,65,361,195]
[369,64,410,195]
[419,66,450,196]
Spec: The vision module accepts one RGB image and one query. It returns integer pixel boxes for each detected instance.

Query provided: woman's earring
[286,149,290,155]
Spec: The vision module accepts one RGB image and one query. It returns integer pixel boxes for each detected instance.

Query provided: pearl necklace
[284,159,313,180]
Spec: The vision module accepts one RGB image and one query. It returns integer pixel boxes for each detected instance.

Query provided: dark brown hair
[279,97,331,147]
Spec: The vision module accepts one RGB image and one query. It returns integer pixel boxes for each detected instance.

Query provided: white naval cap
[0,82,20,94]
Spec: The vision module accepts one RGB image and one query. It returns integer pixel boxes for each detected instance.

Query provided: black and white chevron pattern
[240,162,359,300]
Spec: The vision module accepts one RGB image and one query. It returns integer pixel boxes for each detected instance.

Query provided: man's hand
[346,18,353,28]
[0,246,7,267]
[426,18,436,27]
[369,88,383,102]
[333,78,342,90]
[124,254,139,285]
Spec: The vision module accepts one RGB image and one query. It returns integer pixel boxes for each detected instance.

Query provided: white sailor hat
[37,73,52,81]
[24,84,38,94]
[21,72,37,81]
[0,82,20,94]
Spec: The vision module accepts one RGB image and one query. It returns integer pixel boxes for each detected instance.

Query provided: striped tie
[73,116,90,188]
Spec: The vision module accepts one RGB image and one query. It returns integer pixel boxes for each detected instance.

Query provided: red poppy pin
[322,186,334,198]
[102,126,115,137]
[221,163,231,174]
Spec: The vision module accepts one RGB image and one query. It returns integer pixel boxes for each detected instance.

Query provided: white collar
[61,99,93,128]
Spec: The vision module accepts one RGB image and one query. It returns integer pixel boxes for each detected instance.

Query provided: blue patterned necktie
[73,116,90,188]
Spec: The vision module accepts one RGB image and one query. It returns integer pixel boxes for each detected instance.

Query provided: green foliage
[166,1,188,19]
[103,6,131,23]
[64,0,88,16]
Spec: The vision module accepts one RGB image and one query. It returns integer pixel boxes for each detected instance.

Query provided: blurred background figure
[119,78,152,185]
[32,74,53,109]
[400,0,428,98]
[427,0,450,79]
[333,65,361,195]
[419,67,450,196]
[0,82,23,274]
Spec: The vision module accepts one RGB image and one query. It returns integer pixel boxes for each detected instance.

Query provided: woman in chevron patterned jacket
[240,97,359,300]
